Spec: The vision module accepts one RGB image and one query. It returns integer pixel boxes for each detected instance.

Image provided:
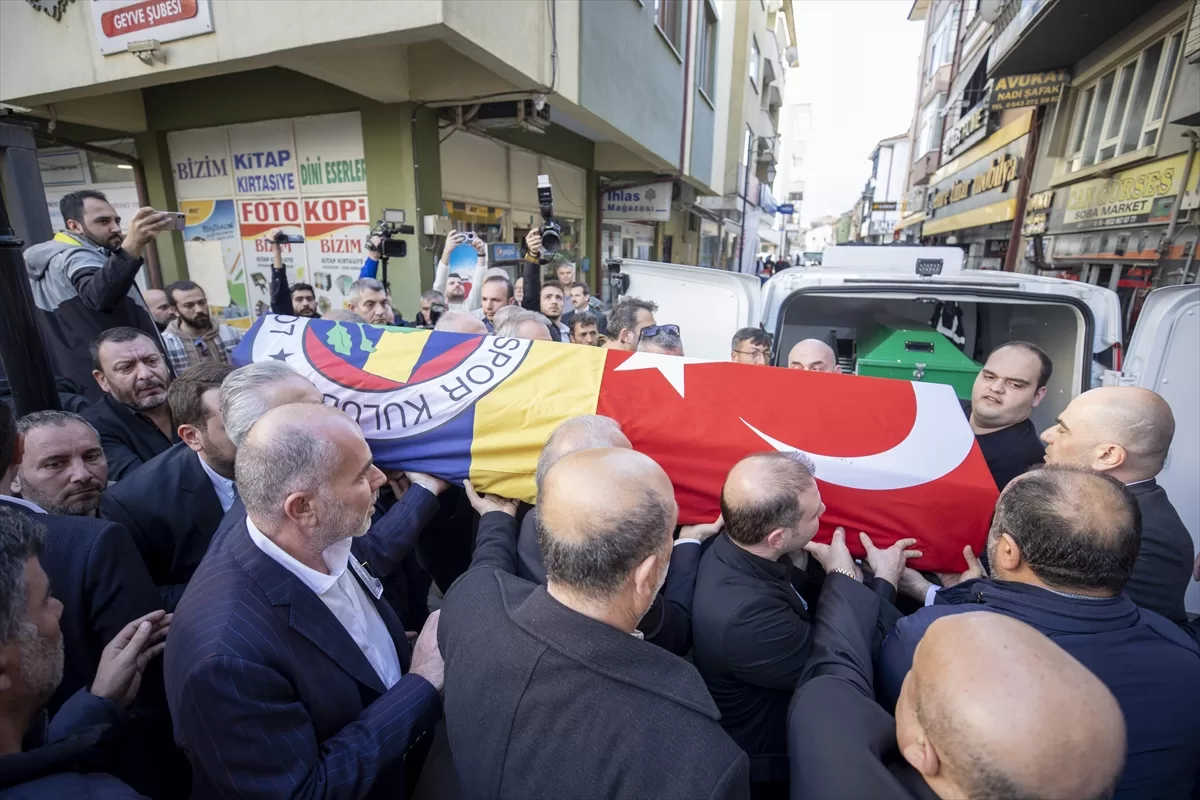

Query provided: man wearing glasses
[731,328,772,366]
[636,324,684,356]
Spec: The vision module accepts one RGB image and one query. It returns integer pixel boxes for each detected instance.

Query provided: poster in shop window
[168,127,233,200]
[237,198,308,316]
[181,199,247,310]
[303,196,371,316]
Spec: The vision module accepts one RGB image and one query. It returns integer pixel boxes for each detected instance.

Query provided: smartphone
[169,212,187,231]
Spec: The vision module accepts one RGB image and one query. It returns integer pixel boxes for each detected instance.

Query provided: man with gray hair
[494,307,553,341]
[434,310,488,335]
[0,507,172,798]
[347,277,394,325]
[219,361,323,449]
[440,448,750,799]
[166,404,446,798]
[508,415,719,655]
[636,325,684,356]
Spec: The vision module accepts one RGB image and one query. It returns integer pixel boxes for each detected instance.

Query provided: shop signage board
[1057,152,1200,232]
[38,150,88,186]
[990,70,1070,111]
[942,101,993,159]
[603,181,672,222]
[303,196,371,315]
[871,201,898,212]
[91,0,214,55]
[924,132,1029,236]
[1021,190,1054,236]
[167,112,369,314]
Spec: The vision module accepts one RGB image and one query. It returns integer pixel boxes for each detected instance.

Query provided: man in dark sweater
[1042,386,1195,623]
[961,341,1051,490]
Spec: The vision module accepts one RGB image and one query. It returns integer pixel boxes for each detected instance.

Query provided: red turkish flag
[595,350,998,573]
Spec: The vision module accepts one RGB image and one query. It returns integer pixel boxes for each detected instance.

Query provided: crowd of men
[1,189,1198,799]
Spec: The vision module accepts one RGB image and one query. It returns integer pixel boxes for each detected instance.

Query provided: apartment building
[1,0,743,314]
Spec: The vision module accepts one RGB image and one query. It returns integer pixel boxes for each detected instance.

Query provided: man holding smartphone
[24,190,177,400]
[434,231,488,313]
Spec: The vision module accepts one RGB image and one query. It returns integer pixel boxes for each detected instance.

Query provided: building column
[133,130,187,285]
[360,103,441,315]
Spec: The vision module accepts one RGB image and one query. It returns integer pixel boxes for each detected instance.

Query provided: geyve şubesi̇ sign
[989,70,1070,111]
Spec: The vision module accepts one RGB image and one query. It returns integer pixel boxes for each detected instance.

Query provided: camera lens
[540,228,561,255]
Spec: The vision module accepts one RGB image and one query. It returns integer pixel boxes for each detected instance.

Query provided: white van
[608,246,1199,613]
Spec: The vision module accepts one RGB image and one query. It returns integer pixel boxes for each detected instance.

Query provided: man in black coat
[513,414,721,655]
[691,452,829,795]
[961,342,1051,490]
[789,530,1127,800]
[82,327,177,480]
[439,448,750,800]
[102,363,236,610]
[1042,385,1195,622]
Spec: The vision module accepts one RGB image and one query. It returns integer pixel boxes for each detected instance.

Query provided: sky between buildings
[791,0,925,227]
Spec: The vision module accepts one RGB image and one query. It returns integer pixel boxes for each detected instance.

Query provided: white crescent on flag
[740,380,976,491]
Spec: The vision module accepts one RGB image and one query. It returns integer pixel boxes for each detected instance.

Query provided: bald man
[787,339,840,372]
[791,555,1127,800]
[433,309,488,335]
[439,448,750,799]
[880,466,1200,799]
[165,404,446,799]
[691,452,835,793]
[1042,386,1193,622]
[511,415,720,655]
[143,288,176,331]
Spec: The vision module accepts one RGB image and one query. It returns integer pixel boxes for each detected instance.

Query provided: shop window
[655,0,683,53]
[697,2,718,100]
[1066,29,1184,172]
[750,37,760,88]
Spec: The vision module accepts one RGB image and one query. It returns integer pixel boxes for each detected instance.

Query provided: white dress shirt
[246,516,402,689]
[198,456,237,513]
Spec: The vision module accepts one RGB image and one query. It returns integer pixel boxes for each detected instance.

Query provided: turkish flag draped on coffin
[235,315,999,572]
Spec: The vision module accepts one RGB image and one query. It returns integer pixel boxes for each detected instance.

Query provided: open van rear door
[1121,284,1200,615]
[610,259,763,360]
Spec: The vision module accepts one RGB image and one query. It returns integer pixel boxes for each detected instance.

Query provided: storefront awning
[923,198,1017,236]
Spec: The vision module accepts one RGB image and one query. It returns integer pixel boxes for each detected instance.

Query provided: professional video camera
[368,209,415,260]
[536,174,562,260]
[366,209,416,288]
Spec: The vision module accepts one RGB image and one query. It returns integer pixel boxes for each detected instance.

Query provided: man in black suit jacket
[82,327,177,481]
[0,403,181,798]
[1042,386,1195,621]
[102,363,236,610]
[439,448,750,800]
[691,452,829,794]
[512,414,721,655]
[788,533,1127,800]
[166,404,445,799]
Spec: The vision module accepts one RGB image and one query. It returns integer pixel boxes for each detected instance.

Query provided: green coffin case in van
[856,326,981,400]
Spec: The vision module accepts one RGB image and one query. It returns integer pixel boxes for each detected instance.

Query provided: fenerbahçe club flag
[234,315,1000,572]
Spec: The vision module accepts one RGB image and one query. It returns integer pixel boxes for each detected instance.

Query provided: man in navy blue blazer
[166,402,446,799]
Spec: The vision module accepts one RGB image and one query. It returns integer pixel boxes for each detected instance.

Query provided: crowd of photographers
[2,188,1199,799]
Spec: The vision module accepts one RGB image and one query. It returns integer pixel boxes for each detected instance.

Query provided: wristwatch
[829,567,859,581]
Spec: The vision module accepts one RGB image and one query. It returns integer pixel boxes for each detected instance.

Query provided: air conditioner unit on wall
[461,99,551,134]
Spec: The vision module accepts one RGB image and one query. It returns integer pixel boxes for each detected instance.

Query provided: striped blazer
[164,499,442,800]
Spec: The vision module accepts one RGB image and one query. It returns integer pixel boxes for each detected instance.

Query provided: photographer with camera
[433,231,488,314]
[268,233,320,318]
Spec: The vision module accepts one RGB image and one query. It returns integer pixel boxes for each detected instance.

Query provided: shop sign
[1059,152,1200,231]
[228,120,298,196]
[602,180,672,222]
[928,151,1022,214]
[37,150,87,186]
[91,0,213,55]
[942,102,993,159]
[1021,190,1054,236]
[990,70,1070,112]
[871,201,898,212]
[293,113,368,196]
[168,127,232,200]
[303,196,371,314]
